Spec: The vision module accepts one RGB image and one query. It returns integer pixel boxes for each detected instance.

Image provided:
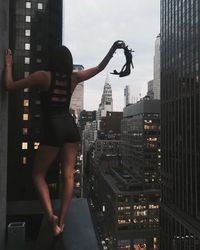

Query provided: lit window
[25,29,31,36]
[23,128,28,135]
[23,114,29,120]
[24,72,29,78]
[37,3,43,9]
[26,2,31,8]
[25,43,30,50]
[25,57,30,64]
[34,142,40,150]
[22,157,27,165]
[22,142,28,150]
[23,99,29,107]
[24,88,29,92]
[25,16,31,22]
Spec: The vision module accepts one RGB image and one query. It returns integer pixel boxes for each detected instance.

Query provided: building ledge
[7,199,100,250]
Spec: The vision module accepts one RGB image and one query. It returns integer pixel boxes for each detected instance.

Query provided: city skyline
[63,0,160,111]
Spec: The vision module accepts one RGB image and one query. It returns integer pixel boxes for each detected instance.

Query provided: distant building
[124,85,131,106]
[153,34,160,99]
[8,0,63,201]
[94,157,160,250]
[99,111,123,140]
[147,80,154,99]
[97,75,113,128]
[79,110,96,130]
[70,64,84,122]
[120,97,161,248]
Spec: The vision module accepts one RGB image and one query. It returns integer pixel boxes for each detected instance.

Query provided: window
[34,142,40,150]
[36,58,42,63]
[23,128,28,135]
[25,29,31,36]
[36,45,42,51]
[26,2,31,8]
[23,99,29,107]
[25,57,30,64]
[22,157,27,165]
[25,16,31,22]
[22,142,28,150]
[37,3,43,9]
[24,88,29,92]
[25,43,30,50]
[24,72,29,78]
[23,114,29,120]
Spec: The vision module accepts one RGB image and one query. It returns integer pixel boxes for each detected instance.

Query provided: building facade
[8,0,63,201]
[160,0,200,249]
[120,98,161,249]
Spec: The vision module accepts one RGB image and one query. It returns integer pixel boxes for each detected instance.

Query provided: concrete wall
[0,0,9,249]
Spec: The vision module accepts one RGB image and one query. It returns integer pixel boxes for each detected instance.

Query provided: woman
[4,40,125,236]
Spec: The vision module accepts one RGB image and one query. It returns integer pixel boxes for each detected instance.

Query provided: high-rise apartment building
[8,0,63,201]
[160,0,200,249]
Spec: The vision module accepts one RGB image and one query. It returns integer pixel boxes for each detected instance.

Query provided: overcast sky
[63,0,160,111]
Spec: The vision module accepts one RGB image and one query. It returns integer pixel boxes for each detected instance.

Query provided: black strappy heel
[111,45,134,77]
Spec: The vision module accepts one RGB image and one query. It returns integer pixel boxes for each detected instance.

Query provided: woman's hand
[111,40,126,52]
[5,49,13,68]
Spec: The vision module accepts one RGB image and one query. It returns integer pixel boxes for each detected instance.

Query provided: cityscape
[0,0,200,250]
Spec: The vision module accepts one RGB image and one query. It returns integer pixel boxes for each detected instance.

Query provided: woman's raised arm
[73,40,125,85]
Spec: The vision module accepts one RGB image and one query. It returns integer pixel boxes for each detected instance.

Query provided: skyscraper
[8,0,63,201]
[70,64,84,122]
[153,34,160,100]
[124,85,131,106]
[160,0,200,249]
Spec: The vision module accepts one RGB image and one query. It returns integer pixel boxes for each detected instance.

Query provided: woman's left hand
[112,40,126,51]
[5,49,13,67]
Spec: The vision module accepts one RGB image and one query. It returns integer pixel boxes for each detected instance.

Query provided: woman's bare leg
[58,142,78,229]
[32,145,60,235]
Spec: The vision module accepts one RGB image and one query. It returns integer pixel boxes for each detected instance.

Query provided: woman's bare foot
[50,215,62,236]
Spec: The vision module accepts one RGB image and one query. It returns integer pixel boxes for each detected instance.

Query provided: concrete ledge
[34,198,100,250]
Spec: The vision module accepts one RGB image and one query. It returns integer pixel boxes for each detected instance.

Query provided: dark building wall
[8,0,63,201]
[0,1,9,248]
[160,0,200,248]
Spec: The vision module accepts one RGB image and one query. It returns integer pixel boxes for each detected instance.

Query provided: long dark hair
[48,45,73,76]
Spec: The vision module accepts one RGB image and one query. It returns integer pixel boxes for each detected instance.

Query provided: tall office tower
[97,75,113,120]
[147,80,154,99]
[124,85,131,106]
[160,0,200,249]
[153,34,160,99]
[8,0,63,201]
[121,97,161,249]
[70,64,84,122]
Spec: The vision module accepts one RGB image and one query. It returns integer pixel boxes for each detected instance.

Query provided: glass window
[24,72,29,78]
[22,157,27,165]
[25,29,31,36]
[25,16,31,22]
[25,43,30,50]
[25,57,30,64]
[36,44,42,51]
[26,2,31,8]
[24,88,29,92]
[23,114,29,120]
[34,142,40,150]
[23,128,28,135]
[37,3,43,9]
[22,142,28,150]
[23,99,29,107]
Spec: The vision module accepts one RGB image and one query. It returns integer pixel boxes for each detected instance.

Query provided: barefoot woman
[4,40,125,236]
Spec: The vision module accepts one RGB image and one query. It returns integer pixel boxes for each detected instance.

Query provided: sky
[63,0,160,111]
